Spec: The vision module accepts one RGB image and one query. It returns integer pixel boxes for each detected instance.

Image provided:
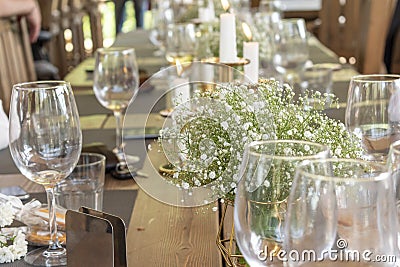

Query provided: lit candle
[242,22,259,82]
[219,0,237,63]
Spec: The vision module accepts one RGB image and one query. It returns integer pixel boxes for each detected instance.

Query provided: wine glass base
[24,246,67,266]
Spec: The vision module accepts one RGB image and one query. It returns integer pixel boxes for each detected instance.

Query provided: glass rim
[95,47,136,54]
[246,139,330,160]
[13,81,71,91]
[296,158,389,182]
[76,152,106,167]
[351,74,400,83]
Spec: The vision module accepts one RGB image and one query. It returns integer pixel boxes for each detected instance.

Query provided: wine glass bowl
[234,140,330,266]
[272,18,309,83]
[165,22,196,65]
[9,81,82,266]
[93,47,140,157]
[285,158,398,266]
[345,74,400,162]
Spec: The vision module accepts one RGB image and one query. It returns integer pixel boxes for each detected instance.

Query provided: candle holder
[201,57,250,83]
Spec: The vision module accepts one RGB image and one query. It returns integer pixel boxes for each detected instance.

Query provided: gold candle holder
[201,57,250,83]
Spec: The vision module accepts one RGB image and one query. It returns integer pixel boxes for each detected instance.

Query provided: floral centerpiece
[159,79,362,202]
[0,195,28,263]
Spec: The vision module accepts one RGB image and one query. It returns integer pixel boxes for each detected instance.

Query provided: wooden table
[1,29,359,266]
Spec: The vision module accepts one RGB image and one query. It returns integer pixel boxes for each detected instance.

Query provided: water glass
[234,140,330,266]
[55,153,106,211]
[285,158,398,266]
[345,74,400,162]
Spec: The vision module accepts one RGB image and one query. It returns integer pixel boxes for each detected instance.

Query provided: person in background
[114,0,149,33]
[0,0,41,43]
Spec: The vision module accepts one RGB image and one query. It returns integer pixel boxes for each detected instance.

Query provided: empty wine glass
[9,81,82,266]
[345,74,400,162]
[149,0,174,56]
[234,140,330,266]
[285,158,398,266]
[272,18,309,84]
[93,47,140,160]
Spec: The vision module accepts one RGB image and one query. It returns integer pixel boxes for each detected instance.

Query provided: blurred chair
[0,17,36,114]
[317,0,396,74]
[37,0,104,78]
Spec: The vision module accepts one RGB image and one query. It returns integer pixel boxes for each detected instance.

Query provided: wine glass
[149,0,174,56]
[345,74,400,162]
[9,81,82,266]
[272,18,309,84]
[234,140,330,266]
[165,22,196,65]
[93,47,140,160]
[285,158,398,266]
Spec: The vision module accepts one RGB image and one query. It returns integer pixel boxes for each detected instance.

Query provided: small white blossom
[0,202,14,227]
[209,171,216,179]
[221,121,229,130]
[0,247,14,263]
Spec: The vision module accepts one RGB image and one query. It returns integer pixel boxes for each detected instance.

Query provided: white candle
[243,42,259,82]
[219,12,237,63]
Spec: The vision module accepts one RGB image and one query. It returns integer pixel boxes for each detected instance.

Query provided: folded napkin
[0,100,9,150]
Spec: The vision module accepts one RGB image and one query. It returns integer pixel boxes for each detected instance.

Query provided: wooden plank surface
[127,190,222,267]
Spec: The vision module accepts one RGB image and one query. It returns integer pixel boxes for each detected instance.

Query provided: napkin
[0,100,8,150]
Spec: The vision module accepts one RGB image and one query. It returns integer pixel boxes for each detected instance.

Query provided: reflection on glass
[345,74,400,162]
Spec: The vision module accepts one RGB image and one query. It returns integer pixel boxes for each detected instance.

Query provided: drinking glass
[345,74,400,162]
[285,158,398,266]
[234,140,330,266]
[9,81,82,266]
[165,23,196,65]
[149,0,174,56]
[93,47,140,158]
[272,18,309,84]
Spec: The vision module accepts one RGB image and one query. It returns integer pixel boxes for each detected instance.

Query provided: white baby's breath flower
[221,121,228,130]
[0,202,14,228]
[0,246,14,263]
[304,131,313,139]
[158,79,362,203]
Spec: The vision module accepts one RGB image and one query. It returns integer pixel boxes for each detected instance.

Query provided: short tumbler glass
[55,153,106,211]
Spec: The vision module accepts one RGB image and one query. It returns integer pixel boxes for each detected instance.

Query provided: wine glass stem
[45,186,63,250]
[114,110,124,156]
